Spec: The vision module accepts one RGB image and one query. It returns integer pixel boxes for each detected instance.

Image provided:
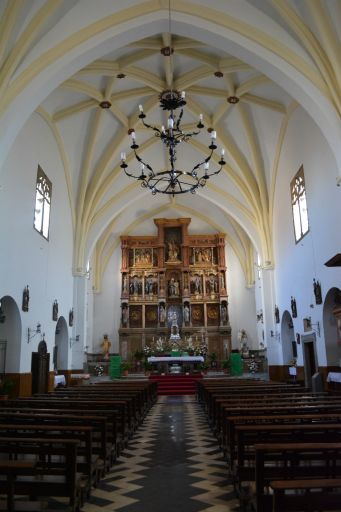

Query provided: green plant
[208,352,217,368]
[134,350,144,361]
[200,362,209,371]
[222,359,230,369]
[121,362,131,372]
[0,379,14,395]
[144,361,152,371]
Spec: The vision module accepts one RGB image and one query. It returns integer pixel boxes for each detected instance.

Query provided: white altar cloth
[148,356,204,363]
[327,372,341,383]
[54,374,66,387]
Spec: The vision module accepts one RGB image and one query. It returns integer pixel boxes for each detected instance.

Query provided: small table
[327,372,341,383]
[54,374,66,387]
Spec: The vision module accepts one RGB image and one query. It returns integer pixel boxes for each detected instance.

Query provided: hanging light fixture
[120,1,225,196]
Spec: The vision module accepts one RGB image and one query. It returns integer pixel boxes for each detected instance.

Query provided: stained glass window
[34,165,52,239]
[291,165,309,242]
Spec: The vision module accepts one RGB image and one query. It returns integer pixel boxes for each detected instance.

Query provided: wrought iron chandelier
[120,1,225,196]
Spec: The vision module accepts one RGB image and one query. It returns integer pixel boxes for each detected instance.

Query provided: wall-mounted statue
[291,296,297,318]
[22,285,29,312]
[52,300,58,321]
[313,279,322,305]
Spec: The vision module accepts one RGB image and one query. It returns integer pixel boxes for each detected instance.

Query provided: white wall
[92,246,122,354]
[0,113,74,372]
[226,243,257,349]
[273,106,341,367]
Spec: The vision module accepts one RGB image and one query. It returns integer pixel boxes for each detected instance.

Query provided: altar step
[149,374,202,395]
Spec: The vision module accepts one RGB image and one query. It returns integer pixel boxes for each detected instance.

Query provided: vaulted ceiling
[1,0,341,290]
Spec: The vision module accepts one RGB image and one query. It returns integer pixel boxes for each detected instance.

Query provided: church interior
[1,1,341,510]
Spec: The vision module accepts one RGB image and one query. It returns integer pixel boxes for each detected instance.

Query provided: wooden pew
[0,407,116,467]
[0,437,81,512]
[254,442,341,512]
[270,478,341,511]
[233,423,341,496]
[0,424,96,495]
[0,460,37,512]
[2,398,129,451]
[224,411,341,467]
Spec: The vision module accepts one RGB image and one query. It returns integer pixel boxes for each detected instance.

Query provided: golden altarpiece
[119,218,231,360]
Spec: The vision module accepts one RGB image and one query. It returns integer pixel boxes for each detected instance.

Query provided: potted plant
[134,350,144,371]
[200,362,209,375]
[208,352,217,368]
[222,359,230,374]
[121,362,131,377]
[144,361,153,377]
[0,379,14,399]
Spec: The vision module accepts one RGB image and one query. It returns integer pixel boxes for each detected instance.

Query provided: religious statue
[184,304,190,324]
[167,238,180,262]
[220,272,225,290]
[274,305,280,324]
[122,274,128,293]
[22,285,29,312]
[52,300,58,321]
[145,277,153,294]
[122,306,128,326]
[69,308,74,327]
[221,304,228,324]
[207,275,217,294]
[168,277,179,296]
[194,275,201,294]
[159,304,166,324]
[313,278,322,305]
[101,334,111,359]
[170,311,179,337]
[130,276,140,295]
[291,296,297,318]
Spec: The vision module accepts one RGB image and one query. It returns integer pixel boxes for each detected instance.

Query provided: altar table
[147,356,204,374]
[148,356,204,363]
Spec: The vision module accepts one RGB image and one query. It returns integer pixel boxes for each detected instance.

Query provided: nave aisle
[48,396,239,511]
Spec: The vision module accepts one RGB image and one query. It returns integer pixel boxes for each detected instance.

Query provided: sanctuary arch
[119,218,231,361]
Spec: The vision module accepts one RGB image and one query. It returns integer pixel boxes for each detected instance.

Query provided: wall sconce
[69,334,80,348]
[270,330,280,340]
[27,323,41,343]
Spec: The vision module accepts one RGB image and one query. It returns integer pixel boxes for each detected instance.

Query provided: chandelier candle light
[120,92,225,195]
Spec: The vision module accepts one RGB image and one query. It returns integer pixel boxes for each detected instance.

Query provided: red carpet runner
[149,374,203,395]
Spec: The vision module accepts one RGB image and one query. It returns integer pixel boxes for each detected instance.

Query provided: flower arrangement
[248,357,258,374]
[94,364,104,376]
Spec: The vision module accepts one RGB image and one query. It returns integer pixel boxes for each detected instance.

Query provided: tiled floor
[89,395,240,512]
[48,395,240,511]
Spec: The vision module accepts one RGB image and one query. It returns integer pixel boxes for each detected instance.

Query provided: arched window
[34,165,52,240]
[291,165,309,242]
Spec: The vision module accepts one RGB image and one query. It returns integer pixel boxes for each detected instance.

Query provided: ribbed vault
[1,0,341,288]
